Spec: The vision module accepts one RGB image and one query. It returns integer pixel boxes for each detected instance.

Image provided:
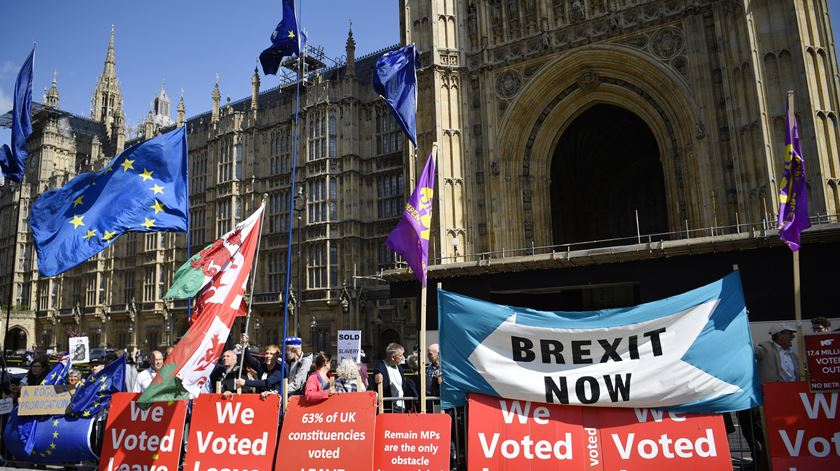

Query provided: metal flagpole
[279,0,305,406]
[236,196,268,388]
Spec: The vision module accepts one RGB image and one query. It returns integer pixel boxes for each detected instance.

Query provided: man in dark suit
[374,342,418,412]
[209,350,241,394]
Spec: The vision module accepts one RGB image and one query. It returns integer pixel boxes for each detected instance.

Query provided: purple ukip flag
[777,94,810,251]
[386,152,436,285]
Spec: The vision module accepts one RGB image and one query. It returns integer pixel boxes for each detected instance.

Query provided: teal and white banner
[439,272,759,413]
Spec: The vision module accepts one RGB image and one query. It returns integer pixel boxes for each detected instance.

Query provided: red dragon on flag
[137,204,264,407]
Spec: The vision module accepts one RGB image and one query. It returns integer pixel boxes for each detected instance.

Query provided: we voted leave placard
[764,382,840,470]
[99,393,187,471]
[183,394,280,471]
[468,393,731,470]
[440,272,759,413]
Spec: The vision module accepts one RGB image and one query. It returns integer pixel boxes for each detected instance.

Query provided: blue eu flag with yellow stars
[15,356,72,456]
[30,127,188,277]
[259,0,300,75]
[69,353,126,418]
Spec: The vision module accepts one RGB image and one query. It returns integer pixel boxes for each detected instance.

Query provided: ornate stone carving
[672,56,688,78]
[650,27,684,60]
[570,0,586,23]
[577,69,600,91]
[496,70,523,99]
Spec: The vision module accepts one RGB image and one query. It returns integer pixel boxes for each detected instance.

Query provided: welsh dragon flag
[137,204,264,407]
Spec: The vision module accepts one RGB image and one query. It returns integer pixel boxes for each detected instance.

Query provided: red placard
[184,394,281,471]
[99,392,188,471]
[374,413,451,471]
[275,392,377,471]
[468,393,590,470]
[467,393,731,471]
[596,407,731,470]
[764,381,840,471]
[805,332,840,392]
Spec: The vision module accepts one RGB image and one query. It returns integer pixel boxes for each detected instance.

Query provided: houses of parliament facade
[3,0,840,357]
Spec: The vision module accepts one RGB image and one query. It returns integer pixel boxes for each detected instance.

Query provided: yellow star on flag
[287,30,295,39]
[83,410,91,416]
[100,383,107,391]
[69,215,84,229]
[52,419,59,427]
[100,376,107,383]
[52,431,59,439]
[142,218,156,229]
[45,450,53,456]
[151,200,165,214]
[103,230,116,241]
[121,158,135,172]
[73,195,84,207]
[140,169,154,181]
[93,401,100,408]
[84,229,97,240]
[50,443,56,449]
[150,183,164,194]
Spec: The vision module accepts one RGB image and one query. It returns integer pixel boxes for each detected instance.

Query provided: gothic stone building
[387,0,840,325]
[1,26,417,358]
[4,1,840,357]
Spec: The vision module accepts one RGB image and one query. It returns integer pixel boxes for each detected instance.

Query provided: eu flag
[385,151,435,285]
[30,127,188,276]
[17,356,71,455]
[777,93,810,251]
[68,353,125,418]
[1,47,34,183]
[259,0,300,75]
[372,44,420,149]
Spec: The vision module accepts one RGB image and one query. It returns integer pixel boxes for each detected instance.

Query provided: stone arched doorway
[551,104,668,244]
[5,327,28,351]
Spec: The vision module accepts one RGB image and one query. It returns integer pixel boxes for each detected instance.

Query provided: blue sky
[2,1,840,149]
[0,0,400,146]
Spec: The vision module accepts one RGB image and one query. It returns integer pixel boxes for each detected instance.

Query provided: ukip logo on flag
[386,152,435,285]
[777,93,810,251]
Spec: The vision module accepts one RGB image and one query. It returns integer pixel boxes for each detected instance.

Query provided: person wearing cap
[756,323,799,384]
[737,322,800,471]
[810,317,832,333]
[285,336,313,396]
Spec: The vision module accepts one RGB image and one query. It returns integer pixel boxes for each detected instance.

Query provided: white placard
[0,397,13,415]
[69,336,90,363]
[337,330,362,363]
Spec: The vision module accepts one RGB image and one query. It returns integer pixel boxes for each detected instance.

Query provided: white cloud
[0,87,12,114]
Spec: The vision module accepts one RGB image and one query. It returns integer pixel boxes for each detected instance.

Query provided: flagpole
[419,144,437,413]
[236,196,268,388]
[278,0,304,405]
[786,90,806,378]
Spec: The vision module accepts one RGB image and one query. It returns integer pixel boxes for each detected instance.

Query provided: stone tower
[90,25,126,152]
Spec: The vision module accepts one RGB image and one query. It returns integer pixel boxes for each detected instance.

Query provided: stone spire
[176,89,185,128]
[45,70,60,109]
[211,75,221,124]
[345,21,356,77]
[91,24,124,136]
[251,66,260,116]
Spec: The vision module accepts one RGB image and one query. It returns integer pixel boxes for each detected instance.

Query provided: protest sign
[468,393,730,470]
[338,330,362,363]
[440,272,759,413]
[69,336,90,363]
[764,381,840,470]
[99,392,187,471]
[804,332,840,392]
[276,392,377,471]
[18,385,73,415]
[184,394,280,471]
[374,413,451,470]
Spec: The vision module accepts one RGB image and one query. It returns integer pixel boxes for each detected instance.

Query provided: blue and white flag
[439,272,759,413]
